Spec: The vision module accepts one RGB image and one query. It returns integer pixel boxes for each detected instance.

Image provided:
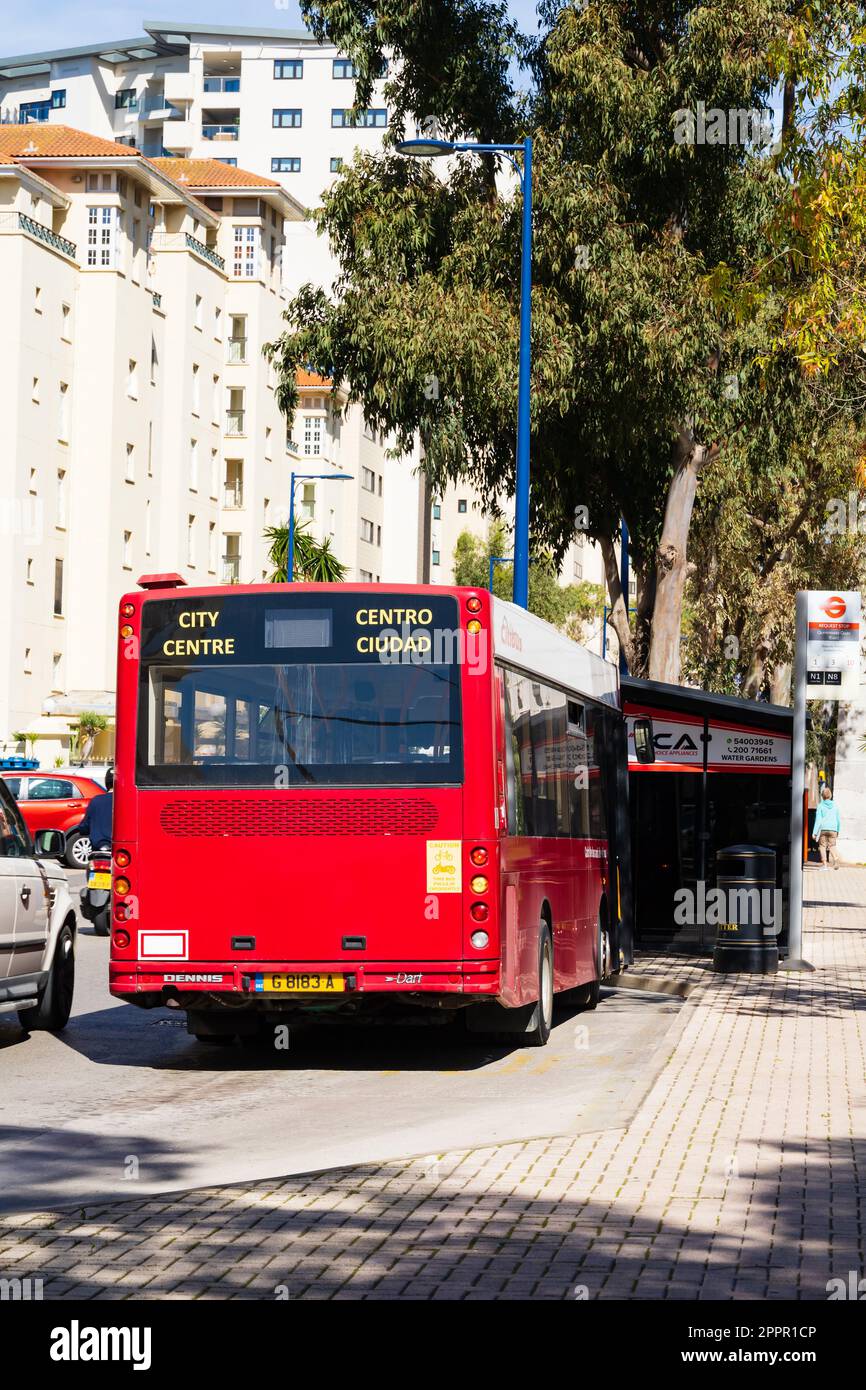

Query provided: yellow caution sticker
[427,840,462,893]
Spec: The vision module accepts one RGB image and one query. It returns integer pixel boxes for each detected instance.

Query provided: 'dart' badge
[426,840,462,893]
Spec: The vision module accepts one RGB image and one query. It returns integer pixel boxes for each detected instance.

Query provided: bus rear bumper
[109,960,502,1002]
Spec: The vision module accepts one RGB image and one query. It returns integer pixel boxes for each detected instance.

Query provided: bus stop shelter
[622,677,794,954]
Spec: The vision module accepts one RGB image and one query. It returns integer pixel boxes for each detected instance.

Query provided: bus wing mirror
[633,717,656,765]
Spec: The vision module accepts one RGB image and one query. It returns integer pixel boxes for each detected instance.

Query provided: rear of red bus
[109,582,507,1038]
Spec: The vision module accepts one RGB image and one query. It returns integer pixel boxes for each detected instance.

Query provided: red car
[0,771,105,868]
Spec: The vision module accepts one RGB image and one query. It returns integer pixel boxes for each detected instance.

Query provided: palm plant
[264,519,347,583]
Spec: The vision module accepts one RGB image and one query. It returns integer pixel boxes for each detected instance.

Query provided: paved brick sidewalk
[2,868,864,1300]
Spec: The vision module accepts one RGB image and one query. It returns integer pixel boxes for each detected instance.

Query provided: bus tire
[524,923,554,1047]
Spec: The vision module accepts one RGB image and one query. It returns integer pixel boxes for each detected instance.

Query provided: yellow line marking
[495,1054,530,1075]
[529,1055,560,1075]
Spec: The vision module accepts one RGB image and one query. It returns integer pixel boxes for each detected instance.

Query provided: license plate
[254,972,345,994]
[87,872,112,890]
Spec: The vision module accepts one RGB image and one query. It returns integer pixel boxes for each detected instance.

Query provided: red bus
[109,580,648,1046]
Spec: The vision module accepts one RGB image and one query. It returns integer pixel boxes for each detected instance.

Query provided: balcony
[160,119,194,151]
[223,486,244,509]
[185,233,225,272]
[202,120,239,142]
[221,554,241,583]
[5,212,77,260]
[227,336,247,363]
[225,410,245,436]
[140,93,176,121]
[203,75,241,94]
[164,72,195,104]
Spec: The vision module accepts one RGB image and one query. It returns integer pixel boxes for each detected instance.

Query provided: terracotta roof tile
[149,158,282,189]
[0,125,139,159]
[296,370,333,388]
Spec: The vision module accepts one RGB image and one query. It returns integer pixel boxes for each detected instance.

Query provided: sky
[1,1,541,59]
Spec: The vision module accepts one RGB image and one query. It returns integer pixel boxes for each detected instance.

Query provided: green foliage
[267,0,866,689]
[452,521,603,633]
[265,520,348,583]
[76,713,108,736]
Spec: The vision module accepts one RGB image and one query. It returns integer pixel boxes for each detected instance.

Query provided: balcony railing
[227,336,247,363]
[185,233,225,272]
[223,487,244,509]
[15,212,76,259]
[203,76,240,93]
[222,555,241,583]
[225,410,245,435]
[202,123,240,141]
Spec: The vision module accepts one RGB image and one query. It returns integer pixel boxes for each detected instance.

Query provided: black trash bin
[712,844,779,973]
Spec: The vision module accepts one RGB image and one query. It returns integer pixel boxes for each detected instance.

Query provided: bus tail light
[466,619,482,635]
[470,902,489,923]
[470,930,489,949]
[114,849,131,869]
[469,846,488,867]
[470,875,488,894]
[114,876,131,897]
[120,602,135,617]
[115,902,130,922]
[114,929,130,949]
[466,596,482,613]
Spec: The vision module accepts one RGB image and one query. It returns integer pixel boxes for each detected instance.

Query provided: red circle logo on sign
[822,595,847,619]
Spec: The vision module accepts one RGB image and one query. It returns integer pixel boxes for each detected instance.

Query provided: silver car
[0,777,76,1032]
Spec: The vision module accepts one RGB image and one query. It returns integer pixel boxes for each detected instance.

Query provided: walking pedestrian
[812,784,841,869]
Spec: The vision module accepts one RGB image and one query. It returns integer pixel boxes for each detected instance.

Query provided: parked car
[0,778,76,1032]
[0,770,105,868]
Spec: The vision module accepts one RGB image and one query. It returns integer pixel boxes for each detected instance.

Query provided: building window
[300,482,316,520]
[573,559,583,579]
[54,557,64,615]
[189,438,198,490]
[194,293,203,329]
[214,304,222,339]
[359,569,373,583]
[361,466,376,492]
[191,362,200,414]
[26,557,34,585]
[57,469,67,527]
[222,533,241,583]
[303,414,323,456]
[458,498,467,513]
[208,521,217,573]
[233,225,259,278]
[360,517,374,544]
[115,89,138,109]
[210,448,219,499]
[330,157,343,172]
[224,458,244,509]
[431,549,440,567]
[376,524,381,547]
[58,382,69,440]
[271,157,301,173]
[215,157,237,166]
[432,503,441,520]
[332,59,357,79]
[122,530,132,568]
[52,89,66,108]
[331,108,387,128]
[52,652,63,691]
[274,59,303,79]
[125,443,135,481]
[61,301,71,340]
[273,108,302,128]
[34,284,42,313]
[86,206,118,268]
[187,515,196,567]
[150,335,158,386]
[32,376,40,403]
[228,314,247,362]
[226,387,245,434]
[145,499,152,556]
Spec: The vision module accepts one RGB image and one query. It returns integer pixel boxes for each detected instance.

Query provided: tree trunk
[648,431,718,684]
[770,660,792,706]
[742,620,771,700]
[599,533,634,671]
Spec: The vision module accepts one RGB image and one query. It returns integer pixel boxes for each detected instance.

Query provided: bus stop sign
[804,591,861,699]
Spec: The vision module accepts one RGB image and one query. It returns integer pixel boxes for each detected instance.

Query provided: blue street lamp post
[489,554,513,593]
[287,471,353,582]
[396,136,533,610]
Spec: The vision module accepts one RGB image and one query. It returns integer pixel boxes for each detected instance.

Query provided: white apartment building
[0,124,411,764]
[0,20,394,295]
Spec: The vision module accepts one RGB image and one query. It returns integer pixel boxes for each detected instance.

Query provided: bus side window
[501,668,526,835]
[567,699,590,837]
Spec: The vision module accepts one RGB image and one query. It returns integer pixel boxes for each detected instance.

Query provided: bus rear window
[135,593,464,788]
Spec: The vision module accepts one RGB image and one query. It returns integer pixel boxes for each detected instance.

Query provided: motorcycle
[79,844,112,937]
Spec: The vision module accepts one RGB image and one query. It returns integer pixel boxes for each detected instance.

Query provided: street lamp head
[395,138,455,158]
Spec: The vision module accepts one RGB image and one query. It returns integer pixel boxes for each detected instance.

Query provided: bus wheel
[525,924,554,1047]
[584,913,611,1011]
